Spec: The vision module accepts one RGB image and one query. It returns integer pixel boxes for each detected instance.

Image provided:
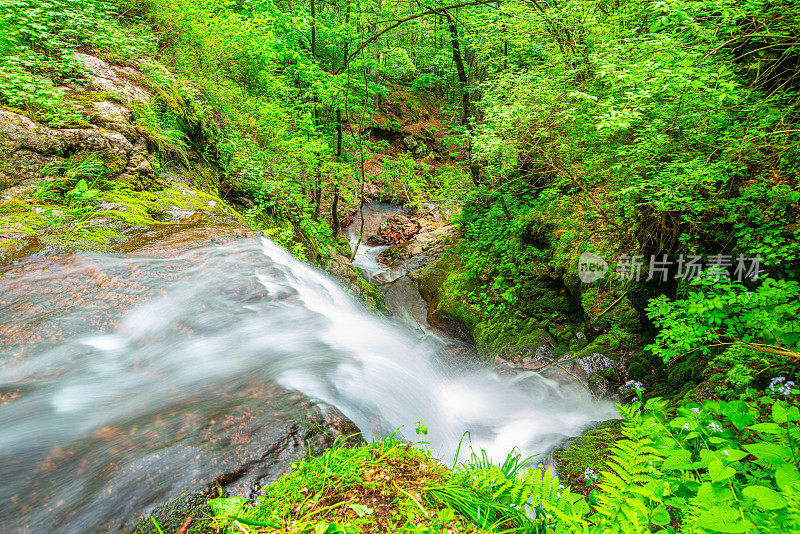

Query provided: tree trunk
[444,9,480,184]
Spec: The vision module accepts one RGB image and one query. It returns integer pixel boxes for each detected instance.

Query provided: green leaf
[747,422,781,434]
[742,485,787,510]
[651,504,671,526]
[207,496,247,517]
[325,522,347,534]
[695,507,750,533]
[775,464,800,492]
[708,459,736,482]
[772,402,800,423]
[744,443,793,464]
[720,449,748,462]
[348,504,373,517]
[662,449,695,470]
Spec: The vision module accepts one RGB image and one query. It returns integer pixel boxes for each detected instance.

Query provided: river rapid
[0,236,616,532]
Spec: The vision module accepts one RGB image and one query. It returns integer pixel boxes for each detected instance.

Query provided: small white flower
[722,450,730,456]
[683,423,690,430]
[708,422,722,433]
[691,408,701,415]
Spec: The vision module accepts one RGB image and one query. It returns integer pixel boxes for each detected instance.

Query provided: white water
[0,236,616,532]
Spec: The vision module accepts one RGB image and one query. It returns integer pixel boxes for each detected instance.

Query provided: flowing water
[0,236,617,533]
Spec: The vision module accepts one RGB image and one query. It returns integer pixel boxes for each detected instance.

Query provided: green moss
[0,199,59,235]
[356,274,386,310]
[335,235,352,257]
[0,182,241,264]
[181,160,221,194]
[126,492,214,534]
[553,419,623,490]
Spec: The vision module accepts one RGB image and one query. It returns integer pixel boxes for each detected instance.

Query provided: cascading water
[0,237,617,533]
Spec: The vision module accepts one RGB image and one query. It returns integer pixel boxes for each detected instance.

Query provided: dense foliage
[205,382,799,533]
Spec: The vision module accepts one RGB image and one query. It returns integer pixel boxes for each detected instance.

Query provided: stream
[0,231,616,533]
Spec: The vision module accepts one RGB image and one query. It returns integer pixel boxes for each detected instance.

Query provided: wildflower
[708,422,722,433]
[691,407,701,415]
[625,380,644,392]
[556,493,562,500]
[769,377,795,396]
[683,423,690,430]
[584,468,598,482]
[722,450,730,457]
[769,377,786,391]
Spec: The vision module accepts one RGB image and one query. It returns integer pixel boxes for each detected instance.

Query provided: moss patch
[127,492,215,534]
[0,182,242,263]
[553,419,623,493]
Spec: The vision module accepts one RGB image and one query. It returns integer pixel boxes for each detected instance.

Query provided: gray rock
[402,135,420,151]
[73,53,152,104]
[0,109,147,189]
[93,101,132,125]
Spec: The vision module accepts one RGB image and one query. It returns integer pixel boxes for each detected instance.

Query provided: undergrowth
[204,380,800,534]
[0,0,154,124]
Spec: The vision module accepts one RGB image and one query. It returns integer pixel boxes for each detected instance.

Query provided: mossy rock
[335,235,352,257]
[517,278,582,320]
[0,182,243,265]
[553,419,623,491]
[126,492,215,534]
[357,275,386,310]
[414,252,453,302]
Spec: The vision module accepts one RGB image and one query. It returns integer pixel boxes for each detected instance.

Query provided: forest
[0,0,799,532]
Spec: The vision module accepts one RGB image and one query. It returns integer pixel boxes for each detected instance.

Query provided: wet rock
[403,224,457,257]
[325,251,387,310]
[121,400,360,534]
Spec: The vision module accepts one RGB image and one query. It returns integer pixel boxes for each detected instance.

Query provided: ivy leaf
[742,485,787,510]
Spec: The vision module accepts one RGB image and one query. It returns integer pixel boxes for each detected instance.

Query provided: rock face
[0,108,150,190]
[73,53,153,104]
[0,53,159,193]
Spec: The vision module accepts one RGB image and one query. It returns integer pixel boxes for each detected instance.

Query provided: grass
[204,435,589,534]
[205,436,562,534]
[208,437,469,534]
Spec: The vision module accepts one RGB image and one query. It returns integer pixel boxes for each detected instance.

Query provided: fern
[432,450,589,533]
